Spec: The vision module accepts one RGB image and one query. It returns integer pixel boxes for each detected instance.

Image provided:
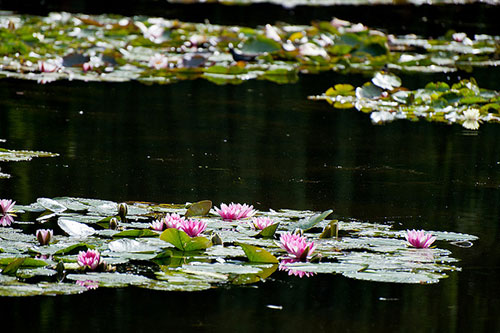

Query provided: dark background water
[1,2,500,332]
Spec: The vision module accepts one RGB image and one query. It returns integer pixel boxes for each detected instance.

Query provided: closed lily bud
[36,229,53,245]
[109,217,119,230]
[211,233,223,246]
[118,203,128,220]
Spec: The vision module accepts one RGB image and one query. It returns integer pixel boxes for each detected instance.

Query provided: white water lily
[462,108,481,130]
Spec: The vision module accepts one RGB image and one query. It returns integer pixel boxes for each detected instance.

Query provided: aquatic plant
[311,73,500,129]
[179,219,207,237]
[251,217,276,230]
[279,231,317,260]
[36,229,53,246]
[214,203,256,220]
[0,196,479,296]
[0,13,497,85]
[405,229,436,248]
[162,213,185,229]
[77,249,103,271]
[150,219,166,231]
[0,199,15,215]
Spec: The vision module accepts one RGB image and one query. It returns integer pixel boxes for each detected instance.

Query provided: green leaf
[241,36,281,54]
[185,200,212,217]
[257,222,279,238]
[113,229,158,238]
[54,243,94,255]
[320,220,339,239]
[1,258,26,276]
[237,242,278,263]
[289,209,334,231]
[160,228,211,252]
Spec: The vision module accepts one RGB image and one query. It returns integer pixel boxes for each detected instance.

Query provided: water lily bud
[211,233,223,246]
[118,203,128,220]
[36,229,53,245]
[109,217,119,230]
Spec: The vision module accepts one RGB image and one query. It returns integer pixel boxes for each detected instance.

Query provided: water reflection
[1,72,500,331]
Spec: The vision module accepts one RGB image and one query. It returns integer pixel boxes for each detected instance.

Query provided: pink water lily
[36,229,53,245]
[76,280,99,290]
[279,258,316,278]
[162,213,185,229]
[77,249,103,271]
[214,203,256,221]
[179,219,207,237]
[405,229,436,249]
[38,60,60,73]
[251,217,275,230]
[0,214,14,227]
[279,232,317,260]
[150,219,165,231]
[0,199,15,215]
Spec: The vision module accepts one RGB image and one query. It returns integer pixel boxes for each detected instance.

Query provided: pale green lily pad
[0,282,86,296]
[0,196,478,295]
[66,272,151,287]
[312,74,500,130]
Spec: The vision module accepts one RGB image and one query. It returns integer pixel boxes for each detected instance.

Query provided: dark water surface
[1,70,499,331]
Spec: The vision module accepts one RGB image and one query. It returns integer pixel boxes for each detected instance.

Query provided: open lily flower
[180,219,207,237]
[462,108,481,130]
[251,217,275,230]
[77,249,103,271]
[0,199,15,215]
[38,59,61,73]
[214,203,256,221]
[162,213,185,229]
[279,258,316,278]
[0,214,14,227]
[36,229,53,245]
[405,229,436,248]
[279,232,316,260]
[150,219,165,231]
[148,53,168,70]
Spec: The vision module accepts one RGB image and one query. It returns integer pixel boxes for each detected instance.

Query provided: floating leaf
[237,242,279,263]
[113,229,158,238]
[372,72,402,90]
[54,243,93,255]
[257,222,279,238]
[289,210,333,231]
[58,219,96,237]
[1,258,26,276]
[160,228,212,252]
[185,200,212,217]
[108,239,157,253]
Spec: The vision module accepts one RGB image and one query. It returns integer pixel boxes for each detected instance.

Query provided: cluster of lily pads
[0,13,499,85]
[0,146,59,178]
[310,71,500,129]
[0,196,477,296]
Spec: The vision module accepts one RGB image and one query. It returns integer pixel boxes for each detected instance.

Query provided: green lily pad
[160,228,212,252]
[237,242,279,263]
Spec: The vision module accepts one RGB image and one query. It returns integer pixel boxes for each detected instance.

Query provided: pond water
[1,2,500,332]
